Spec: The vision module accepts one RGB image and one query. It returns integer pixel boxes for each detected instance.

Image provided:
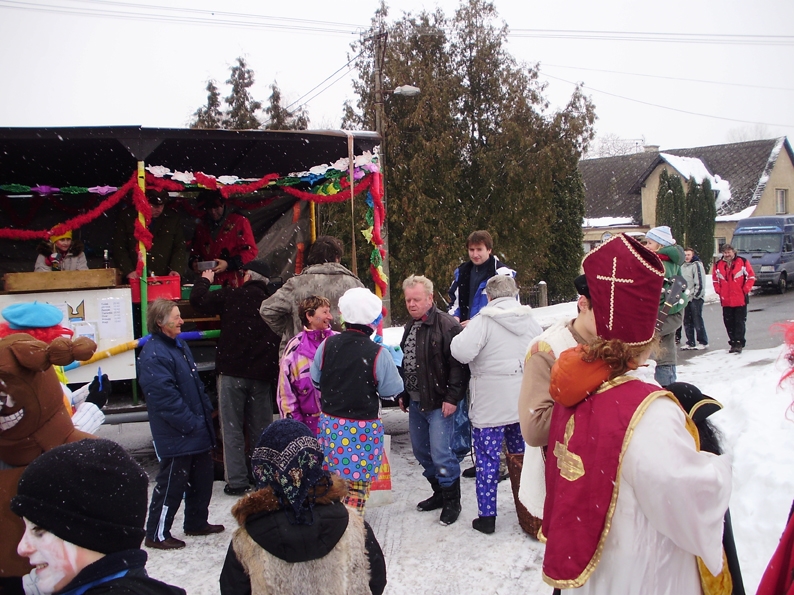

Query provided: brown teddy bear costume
[0,333,96,583]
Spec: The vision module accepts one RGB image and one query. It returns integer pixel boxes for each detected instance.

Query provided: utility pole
[373,30,393,326]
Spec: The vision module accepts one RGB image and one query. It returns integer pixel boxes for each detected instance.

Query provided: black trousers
[146,451,213,541]
[722,305,748,347]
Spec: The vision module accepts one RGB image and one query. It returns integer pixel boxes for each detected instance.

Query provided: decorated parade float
[0,126,387,392]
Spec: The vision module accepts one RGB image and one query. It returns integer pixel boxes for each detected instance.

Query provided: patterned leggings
[472,423,525,517]
[344,479,371,516]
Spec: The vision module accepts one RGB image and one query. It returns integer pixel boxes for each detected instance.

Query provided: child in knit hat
[34,231,88,272]
[642,225,688,386]
[309,287,403,514]
[11,439,185,595]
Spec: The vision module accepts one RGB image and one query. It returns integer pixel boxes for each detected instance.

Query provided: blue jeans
[683,298,708,346]
[408,400,460,487]
[654,364,677,387]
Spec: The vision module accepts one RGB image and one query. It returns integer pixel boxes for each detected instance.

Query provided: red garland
[370,264,388,292]
[221,173,280,198]
[130,184,154,277]
[370,173,385,247]
[194,172,218,190]
[145,174,186,193]
[281,174,373,204]
[0,174,138,241]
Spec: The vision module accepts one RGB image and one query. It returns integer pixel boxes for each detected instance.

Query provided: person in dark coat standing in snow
[219,419,386,595]
[190,260,280,496]
[138,299,224,550]
[12,439,186,595]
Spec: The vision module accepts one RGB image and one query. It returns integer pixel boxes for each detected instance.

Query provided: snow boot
[417,478,444,512]
[735,343,743,354]
[728,342,737,353]
[472,516,496,534]
[439,479,462,526]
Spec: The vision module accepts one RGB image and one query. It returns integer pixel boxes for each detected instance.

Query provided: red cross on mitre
[583,234,665,345]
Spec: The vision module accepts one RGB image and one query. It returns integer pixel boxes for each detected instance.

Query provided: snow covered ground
[100,294,794,595]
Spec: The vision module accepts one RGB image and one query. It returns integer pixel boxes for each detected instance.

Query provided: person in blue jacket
[138,299,225,550]
[447,230,516,475]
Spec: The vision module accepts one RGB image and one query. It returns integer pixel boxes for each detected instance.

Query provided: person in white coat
[450,275,542,534]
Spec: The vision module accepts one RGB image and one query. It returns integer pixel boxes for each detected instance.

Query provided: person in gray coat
[450,275,542,534]
[259,236,363,355]
[680,247,709,350]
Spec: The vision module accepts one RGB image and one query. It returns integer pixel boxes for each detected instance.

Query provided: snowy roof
[579,137,793,221]
[582,216,636,228]
[653,137,791,216]
[578,152,658,224]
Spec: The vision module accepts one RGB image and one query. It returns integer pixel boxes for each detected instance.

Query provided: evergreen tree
[224,57,262,130]
[342,0,594,315]
[686,177,716,270]
[264,81,309,130]
[656,169,686,242]
[191,80,223,129]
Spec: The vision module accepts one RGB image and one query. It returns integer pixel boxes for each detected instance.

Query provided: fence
[522,281,548,309]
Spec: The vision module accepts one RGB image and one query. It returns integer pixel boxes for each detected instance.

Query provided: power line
[260,53,362,127]
[541,63,794,92]
[0,0,364,35]
[509,28,794,46]
[544,72,794,128]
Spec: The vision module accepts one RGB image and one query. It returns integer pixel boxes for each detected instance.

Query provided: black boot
[439,479,461,526]
[728,342,737,353]
[417,478,444,512]
[735,343,743,354]
[472,516,496,534]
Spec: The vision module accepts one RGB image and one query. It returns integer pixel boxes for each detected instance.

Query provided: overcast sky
[0,0,792,155]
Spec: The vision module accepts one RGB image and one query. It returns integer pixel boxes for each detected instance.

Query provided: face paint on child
[17,518,82,593]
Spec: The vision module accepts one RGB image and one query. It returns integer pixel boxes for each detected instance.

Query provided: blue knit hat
[251,419,331,525]
[645,226,675,247]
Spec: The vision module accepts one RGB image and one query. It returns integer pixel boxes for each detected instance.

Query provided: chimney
[644,145,660,153]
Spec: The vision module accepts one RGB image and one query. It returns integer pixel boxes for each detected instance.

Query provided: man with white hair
[398,275,468,526]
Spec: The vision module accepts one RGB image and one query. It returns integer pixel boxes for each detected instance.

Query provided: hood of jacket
[231,475,350,563]
[658,243,685,266]
[479,297,539,336]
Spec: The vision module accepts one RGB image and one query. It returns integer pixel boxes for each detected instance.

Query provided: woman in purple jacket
[276,296,335,434]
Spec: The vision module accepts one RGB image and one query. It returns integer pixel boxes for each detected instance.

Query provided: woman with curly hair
[540,233,733,595]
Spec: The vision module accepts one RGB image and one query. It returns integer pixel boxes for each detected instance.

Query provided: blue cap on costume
[2,302,64,329]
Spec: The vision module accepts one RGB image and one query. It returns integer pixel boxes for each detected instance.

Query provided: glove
[87,374,111,409]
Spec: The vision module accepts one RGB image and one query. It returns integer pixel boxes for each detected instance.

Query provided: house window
[777,189,788,214]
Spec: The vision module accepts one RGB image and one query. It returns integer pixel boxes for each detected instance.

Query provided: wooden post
[348,134,357,277]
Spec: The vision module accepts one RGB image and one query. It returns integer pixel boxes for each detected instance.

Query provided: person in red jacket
[189,190,258,287]
[712,243,755,354]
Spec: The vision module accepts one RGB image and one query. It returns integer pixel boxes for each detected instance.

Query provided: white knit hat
[645,225,675,247]
[339,287,383,325]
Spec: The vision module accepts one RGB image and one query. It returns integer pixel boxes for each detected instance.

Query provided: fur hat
[645,226,675,247]
[582,233,665,345]
[251,419,330,525]
[11,439,149,554]
[338,287,383,326]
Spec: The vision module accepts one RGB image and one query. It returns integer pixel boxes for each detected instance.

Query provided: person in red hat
[540,233,733,595]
